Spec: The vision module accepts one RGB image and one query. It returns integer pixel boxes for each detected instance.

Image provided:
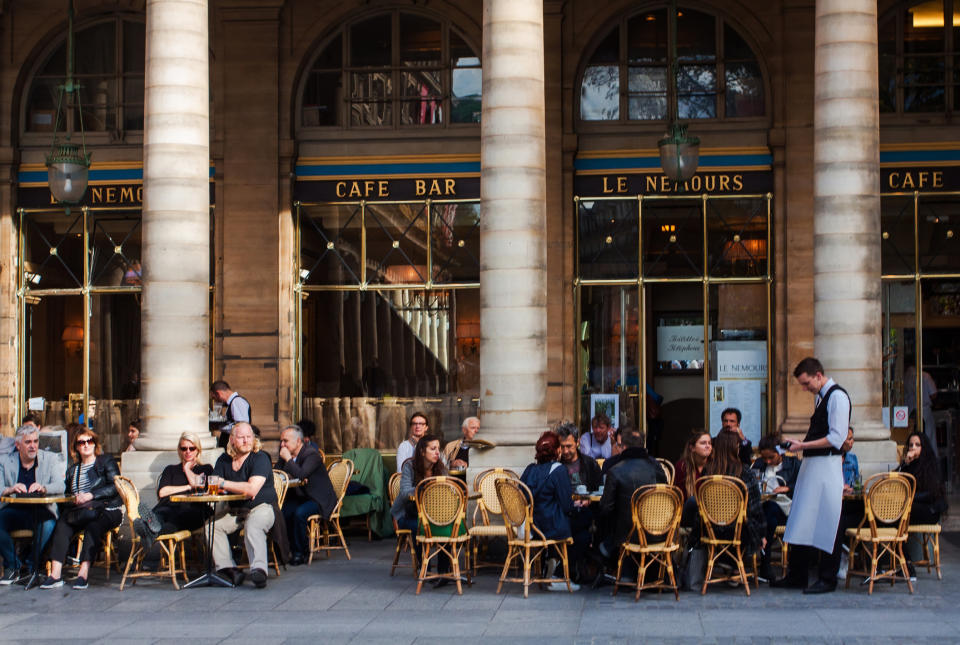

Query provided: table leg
[182,501,233,589]
[19,506,45,590]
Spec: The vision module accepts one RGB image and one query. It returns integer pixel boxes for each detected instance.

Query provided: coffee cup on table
[576,485,588,495]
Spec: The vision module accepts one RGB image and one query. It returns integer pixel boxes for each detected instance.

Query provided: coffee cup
[576,485,588,495]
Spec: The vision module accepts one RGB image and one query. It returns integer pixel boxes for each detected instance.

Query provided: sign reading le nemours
[17,183,215,208]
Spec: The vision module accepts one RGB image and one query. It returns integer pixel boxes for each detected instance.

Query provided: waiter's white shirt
[222,391,251,434]
[783,378,848,552]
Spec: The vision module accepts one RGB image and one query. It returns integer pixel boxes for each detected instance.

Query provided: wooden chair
[774,524,788,576]
[695,475,757,596]
[307,458,353,562]
[614,484,682,601]
[908,523,942,579]
[845,471,915,594]
[113,475,191,590]
[656,458,675,485]
[414,476,471,594]
[388,471,417,576]
[494,477,574,597]
[468,467,519,576]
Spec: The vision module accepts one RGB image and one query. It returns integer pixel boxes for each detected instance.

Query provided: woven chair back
[864,472,915,533]
[656,458,675,485]
[272,469,290,508]
[495,477,533,540]
[696,475,746,527]
[473,468,519,519]
[415,476,467,535]
[633,484,682,541]
[113,475,140,520]
[388,471,402,504]
[328,459,354,499]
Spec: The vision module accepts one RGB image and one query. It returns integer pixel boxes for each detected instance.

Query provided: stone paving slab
[0,533,957,643]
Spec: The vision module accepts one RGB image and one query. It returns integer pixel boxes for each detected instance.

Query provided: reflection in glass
[89,294,141,400]
[918,195,960,272]
[300,204,363,285]
[90,211,142,286]
[432,203,480,283]
[366,203,429,284]
[452,68,481,123]
[643,199,703,277]
[881,196,916,275]
[580,285,639,393]
[707,198,767,277]
[351,15,391,67]
[578,200,639,279]
[725,62,764,117]
[23,296,84,402]
[581,65,620,120]
[23,211,86,289]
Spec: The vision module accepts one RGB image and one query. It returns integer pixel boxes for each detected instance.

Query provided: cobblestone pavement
[0,532,958,644]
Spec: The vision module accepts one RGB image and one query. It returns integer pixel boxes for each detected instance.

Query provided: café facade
[1,0,959,475]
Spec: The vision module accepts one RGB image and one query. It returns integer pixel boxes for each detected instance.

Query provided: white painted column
[813,0,896,473]
[475,0,547,470]
[136,0,211,451]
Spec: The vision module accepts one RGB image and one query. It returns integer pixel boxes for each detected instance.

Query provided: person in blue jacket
[521,431,584,591]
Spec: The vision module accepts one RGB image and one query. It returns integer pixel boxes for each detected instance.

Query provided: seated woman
[520,431,581,592]
[676,430,713,530]
[41,428,122,590]
[700,430,766,558]
[751,434,800,578]
[897,431,947,573]
[125,419,141,452]
[136,432,215,569]
[389,432,454,586]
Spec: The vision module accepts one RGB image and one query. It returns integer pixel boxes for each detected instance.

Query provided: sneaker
[838,553,848,580]
[547,581,579,592]
[907,562,917,583]
[249,568,267,589]
[39,576,63,589]
[72,576,88,590]
[0,568,23,585]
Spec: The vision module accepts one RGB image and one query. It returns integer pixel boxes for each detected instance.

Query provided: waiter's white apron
[783,454,843,553]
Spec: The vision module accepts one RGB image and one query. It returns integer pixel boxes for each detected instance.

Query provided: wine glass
[196,473,206,494]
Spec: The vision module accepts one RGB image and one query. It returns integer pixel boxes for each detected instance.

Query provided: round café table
[0,493,75,590]
[169,492,245,588]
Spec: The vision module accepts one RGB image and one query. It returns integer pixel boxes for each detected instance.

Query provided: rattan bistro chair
[494,477,574,598]
[695,475,757,596]
[388,471,417,576]
[908,523,942,579]
[414,476,471,594]
[614,484,683,601]
[468,468,519,576]
[845,471,916,594]
[656,458,675,485]
[307,458,354,563]
[114,476,191,591]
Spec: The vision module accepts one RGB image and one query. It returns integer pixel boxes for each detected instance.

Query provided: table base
[182,570,234,589]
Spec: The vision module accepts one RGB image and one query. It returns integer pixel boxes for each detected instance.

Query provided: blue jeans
[282,498,319,557]
[0,506,56,569]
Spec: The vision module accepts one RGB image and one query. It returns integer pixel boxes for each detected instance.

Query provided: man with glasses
[278,425,337,566]
[396,412,430,473]
[0,425,66,584]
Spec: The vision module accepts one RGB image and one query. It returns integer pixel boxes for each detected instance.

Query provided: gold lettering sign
[887,170,943,190]
[634,173,746,194]
[51,185,143,205]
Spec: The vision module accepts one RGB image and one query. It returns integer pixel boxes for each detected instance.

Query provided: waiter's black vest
[803,383,849,457]
[225,394,251,427]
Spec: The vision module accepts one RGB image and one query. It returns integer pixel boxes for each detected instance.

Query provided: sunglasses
[76,438,95,446]
[178,445,197,453]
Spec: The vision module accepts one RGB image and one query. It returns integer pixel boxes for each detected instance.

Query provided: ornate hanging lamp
[658,0,699,183]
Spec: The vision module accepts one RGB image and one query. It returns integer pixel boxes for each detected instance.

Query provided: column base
[779,415,810,439]
[135,431,218,451]
[121,447,224,507]
[851,438,899,480]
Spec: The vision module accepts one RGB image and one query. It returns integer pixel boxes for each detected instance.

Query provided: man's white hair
[14,424,39,443]
[461,416,480,431]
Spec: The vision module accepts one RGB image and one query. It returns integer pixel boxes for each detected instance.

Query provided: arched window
[579,8,764,123]
[879,0,960,114]
[24,15,145,134]
[299,10,481,129]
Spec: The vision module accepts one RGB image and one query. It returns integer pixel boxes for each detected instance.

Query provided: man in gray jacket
[0,425,66,583]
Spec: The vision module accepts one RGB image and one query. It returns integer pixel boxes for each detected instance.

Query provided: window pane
[365,203,430,285]
[724,24,753,60]
[879,53,897,112]
[904,55,945,84]
[351,72,392,99]
[881,195,916,275]
[725,62,764,117]
[450,31,477,67]
[302,72,340,126]
[123,21,145,73]
[314,34,343,69]
[578,199,639,279]
[679,93,716,119]
[27,81,59,132]
[677,10,715,62]
[433,202,480,283]
[628,95,666,120]
[351,15,391,67]
[401,70,442,98]
[905,1,944,55]
[678,64,716,93]
[627,10,666,63]
[299,204,363,286]
[581,65,620,120]
[643,199,703,277]
[452,68,481,123]
[76,77,118,131]
[90,211,142,287]
[350,101,392,126]
[400,13,441,65]
[629,66,666,92]
[89,294,141,414]
[707,198,768,277]
[580,285,640,394]
[904,85,945,112]
[75,22,116,74]
[399,100,442,125]
[23,296,84,403]
[23,211,86,290]
[918,195,960,272]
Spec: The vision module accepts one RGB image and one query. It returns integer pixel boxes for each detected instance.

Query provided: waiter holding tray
[772,357,849,594]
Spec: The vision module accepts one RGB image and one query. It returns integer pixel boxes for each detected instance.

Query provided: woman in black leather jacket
[40,427,122,590]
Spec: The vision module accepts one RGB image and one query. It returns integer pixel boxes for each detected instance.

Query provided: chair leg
[933,533,942,580]
[666,554,679,601]
[451,545,463,595]
[390,535,403,576]
[868,543,878,595]
[613,548,625,597]
[335,518,351,560]
[561,544,572,593]
[702,545,715,595]
[898,543,914,594]
[416,543,431,595]
[119,542,138,591]
[496,545,513,594]
[307,519,317,565]
[523,546,531,598]
[735,547,750,597]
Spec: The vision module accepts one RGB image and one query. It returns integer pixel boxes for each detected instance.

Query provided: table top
[170,492,246,503]
[572,493,602,502]
[1,493,74,504]
[287,479,305,488]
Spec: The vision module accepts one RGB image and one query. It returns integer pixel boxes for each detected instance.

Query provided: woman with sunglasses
[41,427,121,589]
[135,432,214,570]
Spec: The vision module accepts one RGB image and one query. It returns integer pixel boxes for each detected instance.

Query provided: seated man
[443,416,480,469]
[278,424,338,566]
[751,435,800,578]
[579,414,613,461]
[600,426,625,476]
[556,423,600,579]
[598,427,666,560]
[721,407,754,464]
[0,424,66,584]
[396,412,429,473]
[209,423,277,588]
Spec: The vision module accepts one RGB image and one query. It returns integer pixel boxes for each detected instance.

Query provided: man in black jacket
[751,434,800,579]
[597,428,667,559]
[557,424,602,492]
[278,425,338,566]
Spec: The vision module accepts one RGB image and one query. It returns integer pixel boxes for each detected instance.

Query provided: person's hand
[75,491,94,504]
[10,483,27,494]
[772,486,789,494]
[843,484,854,495]
[574,499,590,508]
[183,462,200,485]
[905,447,920,464]
[279,446,292,462]
[761,537,768,550]
[27,483,45,494]
[784,439,803,452]
[733,425,746,442]
[451,459,467,469]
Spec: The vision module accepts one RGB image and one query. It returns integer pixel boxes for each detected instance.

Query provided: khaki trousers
[211,502,275,572]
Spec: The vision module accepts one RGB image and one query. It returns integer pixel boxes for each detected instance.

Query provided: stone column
[124,0,211,499]
[474,0,547,472]
[813,0,896,473]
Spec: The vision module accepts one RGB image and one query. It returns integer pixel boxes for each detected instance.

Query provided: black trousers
[48,508,123,564]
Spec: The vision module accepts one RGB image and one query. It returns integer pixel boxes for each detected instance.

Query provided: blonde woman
[136,432,215,570]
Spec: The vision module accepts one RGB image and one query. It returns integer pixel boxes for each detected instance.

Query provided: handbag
[64,504,101,525]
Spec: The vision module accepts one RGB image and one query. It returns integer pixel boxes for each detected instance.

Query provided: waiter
[771,357,849,594]
[210,380,252,448]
